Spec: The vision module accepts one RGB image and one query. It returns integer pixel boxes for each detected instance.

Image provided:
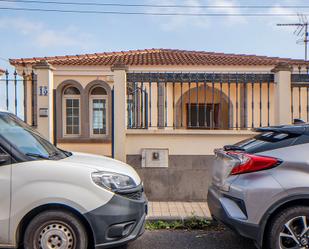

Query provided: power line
[0,6,306,16]
[1,0,309,9]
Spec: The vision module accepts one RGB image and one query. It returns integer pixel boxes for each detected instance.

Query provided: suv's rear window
[234,132,301,153]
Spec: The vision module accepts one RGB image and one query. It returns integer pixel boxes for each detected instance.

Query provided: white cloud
[211,0,246,25]
[146,0,247,31]
[0,17,43,34]
[0,17,94,50]
[269,5,299,24]
[146,0,210,31]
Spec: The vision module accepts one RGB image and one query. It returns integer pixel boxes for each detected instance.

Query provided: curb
[146,216,213,222]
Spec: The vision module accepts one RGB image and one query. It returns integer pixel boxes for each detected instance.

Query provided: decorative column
[33,61,55,142]
[111,64,128,162]
[271,62,293,125]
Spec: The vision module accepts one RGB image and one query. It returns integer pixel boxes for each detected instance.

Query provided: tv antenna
[277,14,309,61]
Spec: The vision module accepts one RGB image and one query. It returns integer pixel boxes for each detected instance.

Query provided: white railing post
[111,64,128,162]
[33,61,54,142]
[272,62,293,125]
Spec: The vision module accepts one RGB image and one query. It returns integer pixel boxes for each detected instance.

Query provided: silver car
[208,124,309,249]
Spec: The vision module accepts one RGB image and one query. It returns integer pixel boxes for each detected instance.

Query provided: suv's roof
[255,124,309,135]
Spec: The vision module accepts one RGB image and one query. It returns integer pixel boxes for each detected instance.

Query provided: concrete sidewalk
[147,202,211,221]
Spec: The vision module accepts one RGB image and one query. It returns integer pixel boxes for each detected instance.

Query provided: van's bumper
[207,186,263,248]
[84,193,148,249]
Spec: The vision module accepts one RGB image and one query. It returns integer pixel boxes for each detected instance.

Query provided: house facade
[9,49,309,201]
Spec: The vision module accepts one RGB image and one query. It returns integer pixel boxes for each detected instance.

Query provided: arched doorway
[175,84,232,129]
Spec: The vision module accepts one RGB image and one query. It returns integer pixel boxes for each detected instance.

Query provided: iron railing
[127,72,276,130]
[127,82,148,129]
[0,70,37,125]
[291,73,309,123]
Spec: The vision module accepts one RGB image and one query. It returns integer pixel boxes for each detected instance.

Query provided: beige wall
[126,130,255,155]
[54,75,114,89]
[58,142,111,156]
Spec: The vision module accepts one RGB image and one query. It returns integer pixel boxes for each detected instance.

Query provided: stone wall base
[127,155,215,201]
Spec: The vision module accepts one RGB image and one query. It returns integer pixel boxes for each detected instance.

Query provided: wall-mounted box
[39,108,48,117]
[141,148,169,168]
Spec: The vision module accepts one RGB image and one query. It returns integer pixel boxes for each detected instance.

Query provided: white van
[0,110,147,249]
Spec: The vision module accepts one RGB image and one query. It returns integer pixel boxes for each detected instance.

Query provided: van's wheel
[23,210,88,249]
[268,206,309,249]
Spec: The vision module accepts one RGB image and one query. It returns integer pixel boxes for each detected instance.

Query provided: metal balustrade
[127,72,276,130]
[0,70,37,125]
[291,73,309,123]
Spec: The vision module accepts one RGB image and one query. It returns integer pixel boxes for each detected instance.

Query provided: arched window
[89,86,108,136]
[63,86,81,136]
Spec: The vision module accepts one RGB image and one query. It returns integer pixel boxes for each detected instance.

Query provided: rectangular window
[91,99,107,135]
[187,103,220,128]
[65,99,80,135]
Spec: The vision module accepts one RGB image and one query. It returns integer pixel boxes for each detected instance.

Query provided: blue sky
[0,0,308,71]
[1,0,309,114]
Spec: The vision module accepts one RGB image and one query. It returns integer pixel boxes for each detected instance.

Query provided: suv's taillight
[227,152,281,175]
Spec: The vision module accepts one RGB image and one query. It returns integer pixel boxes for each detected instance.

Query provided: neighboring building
[0,69,5,75]
[9,49,309,200]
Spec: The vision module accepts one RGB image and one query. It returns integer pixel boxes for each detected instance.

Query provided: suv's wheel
[23,210,88,249]
[268,206,309,249]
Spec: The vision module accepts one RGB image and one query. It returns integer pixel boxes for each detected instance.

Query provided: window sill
[57,137,111,144]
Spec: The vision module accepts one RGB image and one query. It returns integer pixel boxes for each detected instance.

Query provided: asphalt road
[116,228,257,249]
[11,227,256,249]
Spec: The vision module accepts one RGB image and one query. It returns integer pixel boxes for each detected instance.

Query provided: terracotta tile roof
[9,49,309,67]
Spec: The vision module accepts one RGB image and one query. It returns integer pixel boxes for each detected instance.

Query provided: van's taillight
[227,152,280,175]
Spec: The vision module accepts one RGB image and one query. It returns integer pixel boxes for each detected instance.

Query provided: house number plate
[39,86,48,96]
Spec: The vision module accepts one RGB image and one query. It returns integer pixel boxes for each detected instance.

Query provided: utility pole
[277,14,309,61]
